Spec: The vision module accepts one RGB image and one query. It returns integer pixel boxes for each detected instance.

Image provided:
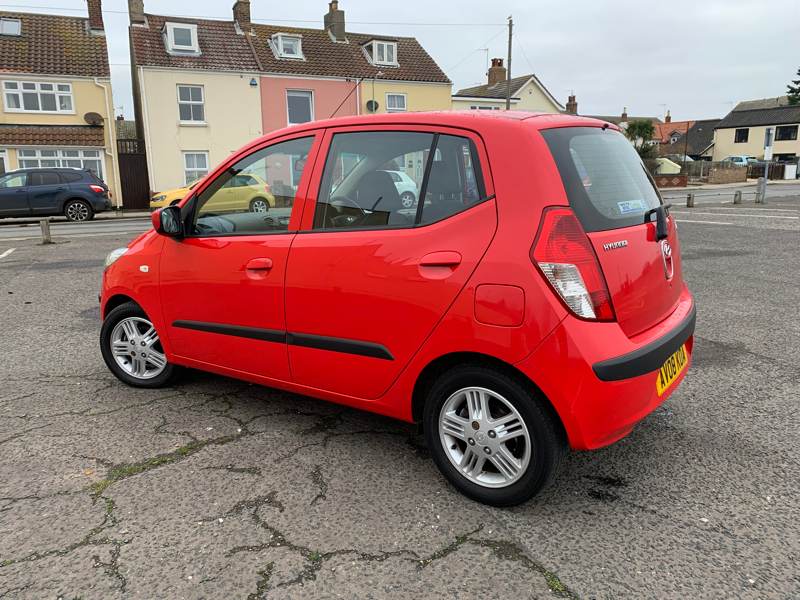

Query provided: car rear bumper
[516,286,695,450]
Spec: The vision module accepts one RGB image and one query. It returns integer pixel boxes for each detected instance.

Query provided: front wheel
[100,302,175,388]
[423,365,565,506]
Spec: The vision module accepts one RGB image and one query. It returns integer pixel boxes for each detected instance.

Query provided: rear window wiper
[644,203,672,241]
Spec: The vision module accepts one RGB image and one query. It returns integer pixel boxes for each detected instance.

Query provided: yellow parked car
[150,174,275,213]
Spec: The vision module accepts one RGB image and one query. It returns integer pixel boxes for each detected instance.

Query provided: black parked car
[0,168,112,221]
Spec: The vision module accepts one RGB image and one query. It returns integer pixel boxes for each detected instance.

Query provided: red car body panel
[101,111,695,450]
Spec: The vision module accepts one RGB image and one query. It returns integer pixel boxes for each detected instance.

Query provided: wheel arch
[103,293,139,318]
[410,351,567,441]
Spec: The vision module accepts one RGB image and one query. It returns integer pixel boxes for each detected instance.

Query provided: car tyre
[400,191,416,209]
[64,199,93,222]
[249,197,270,213]
[423,364,566,506]
[100,301,176,388]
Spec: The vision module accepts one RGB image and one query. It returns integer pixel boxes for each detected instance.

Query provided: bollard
[686,193,695,208]
[755,176,767,204]
[733,190,742,205]
[39,219,52,245]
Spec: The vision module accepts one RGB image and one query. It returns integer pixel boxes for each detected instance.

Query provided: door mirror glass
[158,206,184,236]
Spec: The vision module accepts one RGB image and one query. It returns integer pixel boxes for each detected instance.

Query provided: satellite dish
[84,112,104,126]
[366,100,379,113]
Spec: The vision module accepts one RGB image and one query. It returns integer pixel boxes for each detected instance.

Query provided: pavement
[0,196,798,599]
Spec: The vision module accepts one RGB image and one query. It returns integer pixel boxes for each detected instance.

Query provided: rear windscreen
[541,127,663,232]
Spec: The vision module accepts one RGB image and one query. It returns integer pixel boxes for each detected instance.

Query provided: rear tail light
[531,207,615,321]
[89,184,105,193]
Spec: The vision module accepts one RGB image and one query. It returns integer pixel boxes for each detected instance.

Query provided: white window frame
[17,148,104,179]
[0,18,21,36]
[367,40,398,67]
[183,151,209,185]
[2,80,74,114]
[165,22,200,54]
[176,84,205,124]
[286,90,314,125]
[386,93,407,113]
[272,34,304,60]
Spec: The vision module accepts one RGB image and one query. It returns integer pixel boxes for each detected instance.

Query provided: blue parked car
[0,168,112,221]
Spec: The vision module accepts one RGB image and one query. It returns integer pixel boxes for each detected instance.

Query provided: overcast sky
[10,0,800,120]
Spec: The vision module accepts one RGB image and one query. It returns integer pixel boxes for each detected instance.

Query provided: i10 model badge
[660,240,674,280]
[603,240,628,251]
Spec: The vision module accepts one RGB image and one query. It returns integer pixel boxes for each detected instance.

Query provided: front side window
[0,18,21,36]
[17,148,103,178]
[386,93,407,112]
[313,130,486,229]
[192,136,314,236]
[287,90,313,125]
[775,125,798,141]
[0,173,25,188]
[166,23,199,54]
[177,85,204,122]
[734,128,749,143]
[3,81,73,113]
[183,152,209,185]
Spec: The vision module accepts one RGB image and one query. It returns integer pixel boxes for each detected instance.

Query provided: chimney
[233,0,251,32]
[621,106,628,122]
[128,0,145,25]
[324,1,346,42]
[665,109,672,123]
[86,0,104,31]
[488,58,507,87]
[566,94,578,115]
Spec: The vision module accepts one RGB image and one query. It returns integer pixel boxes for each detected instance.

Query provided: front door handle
[245,257,273,271]
[419,251,462,267]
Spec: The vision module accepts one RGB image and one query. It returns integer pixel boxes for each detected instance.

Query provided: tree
[787,67,800,105]
[624,119,656,159]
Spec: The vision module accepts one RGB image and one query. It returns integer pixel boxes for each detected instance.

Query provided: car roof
[3,167,90,174]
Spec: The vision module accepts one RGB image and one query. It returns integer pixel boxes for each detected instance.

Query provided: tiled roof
[130,14,260,72]
[250,25,449,83]
[115,119,137,140]
[0,124,105,146]
[653,120,694,144]
[734,96,789,111]
[587,115,662,125]
[0,11,109,78]
[659,119,720,156]
[130,15,450,84]
[454,74,545,100]
[716,105,800,129]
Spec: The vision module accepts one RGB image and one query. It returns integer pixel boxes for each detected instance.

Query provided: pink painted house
[260,76,359,132]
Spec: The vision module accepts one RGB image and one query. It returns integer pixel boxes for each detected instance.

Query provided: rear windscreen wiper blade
[644,203,672,241]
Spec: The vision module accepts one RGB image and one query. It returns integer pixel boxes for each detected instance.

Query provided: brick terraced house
[0,1,121,203]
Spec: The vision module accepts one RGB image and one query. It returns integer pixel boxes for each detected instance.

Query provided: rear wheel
[423,365,565,506]
[100,302,175,388]
[400,191,416,209]
[249,197,270,213]
[64,199,93,222]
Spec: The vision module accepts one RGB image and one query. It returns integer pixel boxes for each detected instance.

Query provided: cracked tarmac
[0,198,798,599]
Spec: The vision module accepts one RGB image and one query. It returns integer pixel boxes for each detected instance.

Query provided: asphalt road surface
[0,197,798,599]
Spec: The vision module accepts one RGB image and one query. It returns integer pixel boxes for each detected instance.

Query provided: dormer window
[272,34,304,59]
[364,40,398,67]
[0,18,22,36]
[165,22,200,54]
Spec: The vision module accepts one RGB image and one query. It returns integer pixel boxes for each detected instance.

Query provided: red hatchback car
[100,111,694,506]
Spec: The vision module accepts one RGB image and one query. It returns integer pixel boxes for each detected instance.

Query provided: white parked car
[380,170,419,208]
[722,155,757,166]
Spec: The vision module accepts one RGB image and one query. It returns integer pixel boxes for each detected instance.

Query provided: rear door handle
[419,251,462,267]
[245,257,273,271]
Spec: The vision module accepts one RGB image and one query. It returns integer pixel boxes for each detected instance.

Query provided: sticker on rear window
[617,199,646,214]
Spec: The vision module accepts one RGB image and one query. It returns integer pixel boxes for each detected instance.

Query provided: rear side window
[541,127,662,232]
[28,171,61,186]
[60,171,84,183]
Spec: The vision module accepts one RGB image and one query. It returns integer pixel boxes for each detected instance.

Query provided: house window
[365,40,398,66]
[0,18,21,36]
[165,22,200,54]
[286,90,313,125]
[177,85,205,123]
[183,151,209,185]
[273,34,303,59]
[775,125,798,141]
[17,148,103,179]
[3,81,73,113]
[386,93,406,112]
[734,128,749,143]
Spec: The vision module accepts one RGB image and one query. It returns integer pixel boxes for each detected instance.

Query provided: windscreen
[541,127,663,232]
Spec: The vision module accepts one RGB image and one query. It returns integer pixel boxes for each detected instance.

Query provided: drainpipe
[94,77,122,208]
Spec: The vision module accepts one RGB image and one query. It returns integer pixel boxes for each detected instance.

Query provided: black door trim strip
[172,321,393,361]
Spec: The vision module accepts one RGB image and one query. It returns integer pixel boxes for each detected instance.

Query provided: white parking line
[674,219,734,225]
[696,206,800,213]
[0,230,146,242]
[0,248,16,259]
[671,211,799,220]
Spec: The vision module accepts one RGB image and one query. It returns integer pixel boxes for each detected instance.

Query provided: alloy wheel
[109,317,167,380]
[251,199,269,213]
[401,193,415,209]
[66,202,90,221]
[438,386,531,488]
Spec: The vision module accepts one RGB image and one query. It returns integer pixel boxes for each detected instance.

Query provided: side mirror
[154,206,184,237]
